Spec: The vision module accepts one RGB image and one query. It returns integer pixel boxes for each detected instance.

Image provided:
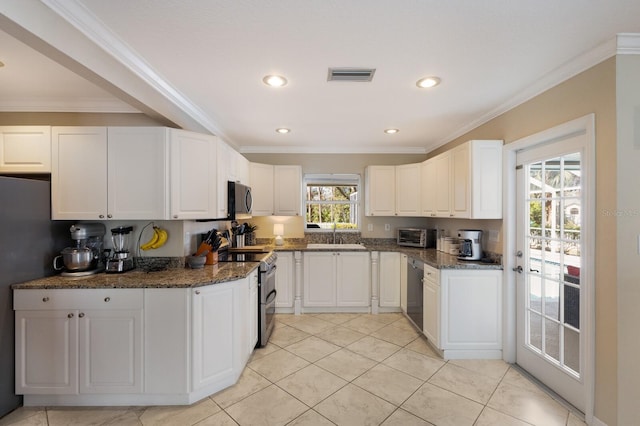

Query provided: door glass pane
[544,157,562,191]
[564,327,580,374]
[529,275,542,313]
[544,280,560,321]
[529,312,542,352]
[545,318,560,361]
[563,283,580,330]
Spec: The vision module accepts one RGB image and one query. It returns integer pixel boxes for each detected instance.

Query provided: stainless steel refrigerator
[0,176,71,418]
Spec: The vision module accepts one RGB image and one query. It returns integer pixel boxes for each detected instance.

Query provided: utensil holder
[235,235,245,248]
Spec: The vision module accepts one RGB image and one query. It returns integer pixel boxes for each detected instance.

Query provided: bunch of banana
[140,226,169,250]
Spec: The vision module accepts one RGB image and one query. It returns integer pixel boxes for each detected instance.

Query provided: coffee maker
[53,223,106,276]
[457,229,483,261]
[106,226,135,273]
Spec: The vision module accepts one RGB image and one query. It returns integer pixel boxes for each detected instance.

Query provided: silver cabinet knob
[79,313,85,318]
[99,214,105,218]
[68,313,74,318]
[107,214,113,218]
[42,297,49,302]
[104,297,110,302]
[195,290,201,295]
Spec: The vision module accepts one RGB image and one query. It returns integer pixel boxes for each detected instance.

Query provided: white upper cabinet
[420,158,436,217]
[395,163,421,216]
[0,126,51,173]
[250,163,302,216]
[433,151,451,217]
[170,129,217,220]
[365,165,396,216]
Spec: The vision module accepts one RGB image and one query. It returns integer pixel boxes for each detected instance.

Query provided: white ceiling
[1,0,640,153]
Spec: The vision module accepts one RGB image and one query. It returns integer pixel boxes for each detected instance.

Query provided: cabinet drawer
[424,264,439,283]
[14,289,143,310]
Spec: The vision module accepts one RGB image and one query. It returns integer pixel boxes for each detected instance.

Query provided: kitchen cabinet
[51,127,170,220]
[379,252,401,308]
[15,289,143,395]
[420,159,436,216]
[364,165,395,216]
[303,251,370,308]
[433,151,451,217]
[170,129,217,219]
[422,265,440,347]
[217,141,251,218]
[249,163,302,216]
[275,251,294,310]
[0,126,51,173]
[395,163,421,216]
[400,254,408,313]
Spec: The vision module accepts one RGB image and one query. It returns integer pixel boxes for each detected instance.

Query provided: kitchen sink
[306,243,366,250]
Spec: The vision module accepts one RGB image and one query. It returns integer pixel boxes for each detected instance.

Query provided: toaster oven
[397,228,437,248]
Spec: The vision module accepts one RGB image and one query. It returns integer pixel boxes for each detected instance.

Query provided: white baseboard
[590,415,607,426]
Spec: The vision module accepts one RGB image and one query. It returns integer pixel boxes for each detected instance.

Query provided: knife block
[205,251,218,265]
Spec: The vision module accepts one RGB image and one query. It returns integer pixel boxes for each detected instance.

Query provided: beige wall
[615,54,640,426]
[432,58,618,425]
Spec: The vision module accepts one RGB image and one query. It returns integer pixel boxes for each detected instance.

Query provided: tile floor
[0,313,587,426]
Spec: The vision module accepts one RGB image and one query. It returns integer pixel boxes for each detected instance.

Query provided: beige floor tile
[284,336,341,362]
[0,407,47,426]
[346,336,402,362]
[428,363,502,404]
[101,411,143,426]
[315,325,366,347]
[276,364,348,406]
[211,367,272,408]
[342,316,389,334]
[226,385,308,426]
[248,350,310,382]
[567,412,587,426]
[381,409,435,426]
[313,313,362,325]
[315,348,378,381]
[404,336,442,359]
[474,407,531,426]
[315,384,396,426]
[402,383,484,426]
[47,407,143,426]
[389,316,419,332]
[383,348,445,381]
[287,316,335,334]
[372,313,404,324]
[371,324,419,346]
[487,381,569,426]
[353,364,424,406]
[274,314,302,326]
[448,359,510,380]
[501,367,549,394]
[286,410,335,426]
[139,399,221,425]
[194,410,239,425]
[249,342,281,362]
[268,324,310,347]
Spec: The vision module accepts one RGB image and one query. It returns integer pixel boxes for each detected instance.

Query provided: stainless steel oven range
[218,249,277,348]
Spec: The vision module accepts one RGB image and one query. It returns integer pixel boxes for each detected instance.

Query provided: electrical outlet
[489,230,499,243]
[384,224,390,231]
[368,223,373,232]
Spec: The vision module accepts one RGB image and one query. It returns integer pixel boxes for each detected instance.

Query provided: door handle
[530,268,540,273]
[512,266,523,273]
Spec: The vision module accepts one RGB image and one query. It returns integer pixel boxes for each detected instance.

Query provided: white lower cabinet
[275,251,294,309]
[15,289,143,396]
[423,265,440,348]
[379,252,401,308]
[303,251,370,308]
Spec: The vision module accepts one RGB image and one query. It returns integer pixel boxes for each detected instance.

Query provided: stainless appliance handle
[245,188,253,212]
[265,289,277,304]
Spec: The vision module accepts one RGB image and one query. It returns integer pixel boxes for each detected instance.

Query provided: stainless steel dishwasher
[406,257,424,331]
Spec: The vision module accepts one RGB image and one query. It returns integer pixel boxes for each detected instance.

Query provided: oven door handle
[265,289,277,304]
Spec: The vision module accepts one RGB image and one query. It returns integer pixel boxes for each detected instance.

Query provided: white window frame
[303,174,361,232]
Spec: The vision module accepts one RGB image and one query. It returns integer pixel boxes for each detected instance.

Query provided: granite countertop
[11,262,260,290]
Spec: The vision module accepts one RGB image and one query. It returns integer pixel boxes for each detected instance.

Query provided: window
[304,174,360,231]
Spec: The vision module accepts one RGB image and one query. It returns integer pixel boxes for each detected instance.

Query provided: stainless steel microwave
[227,181,252,220]
[397,228,436,248]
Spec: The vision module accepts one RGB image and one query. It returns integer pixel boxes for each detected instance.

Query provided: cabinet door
[15,310,78,395]
[79,309,143,394]
[52,127,108,220]
[250,162,275,216]
[365,166,395,216]
[395,163,421,216]
[275,252,294,308]
[249,272,259,350]
[274,165,302,216]
[108,127,169,220]
[379,252,401,308]
[420,159,436,217]
[423,280,440,348]
[170,129,217,219]
[400,254,408,313]
[433,152,451,217]
[336,252,370,307]
[216,140,230,218]
[451,143,470,218]
[192,283,235,390]
[469,140,503,219]
[237,153,250,185]
[303,252,336,307]
[0,126,51,173]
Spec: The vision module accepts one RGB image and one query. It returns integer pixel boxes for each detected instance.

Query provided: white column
[294,251,303,315]
[370,251,379,314]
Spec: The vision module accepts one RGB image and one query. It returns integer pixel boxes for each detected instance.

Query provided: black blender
[106,226,135,273]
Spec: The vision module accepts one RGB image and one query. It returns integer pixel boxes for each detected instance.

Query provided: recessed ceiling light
[263,75,288,87]
[275,128,290,134]
[416,76,441,88]
[384,128,399,134]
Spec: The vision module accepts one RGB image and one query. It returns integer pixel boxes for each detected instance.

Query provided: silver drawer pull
[104,297,110,302]
[195,290,201,295]
[68,313,74,319]
[79,313,85,318]
[42,297,49,302]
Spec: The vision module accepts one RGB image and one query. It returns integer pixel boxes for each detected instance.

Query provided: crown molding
[617,33,640,54]
[0,97,139,113]
[239,145,428,154]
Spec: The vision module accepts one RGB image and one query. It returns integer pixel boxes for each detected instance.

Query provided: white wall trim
[0,97,139,113]
[240,145,428,154]
[503,114,596,424]
[616,33,640,55]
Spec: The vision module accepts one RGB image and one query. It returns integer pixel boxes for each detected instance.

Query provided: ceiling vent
[327,67,376,82]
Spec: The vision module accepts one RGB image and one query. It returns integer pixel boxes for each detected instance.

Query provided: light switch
[384,224,390,231]
[368,224,373,231]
